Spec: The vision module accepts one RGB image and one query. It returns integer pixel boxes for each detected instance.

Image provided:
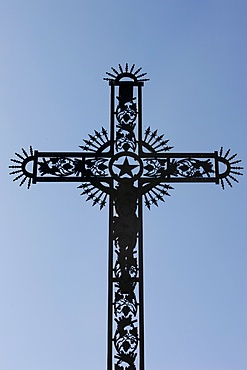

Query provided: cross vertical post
[9,63,243,370]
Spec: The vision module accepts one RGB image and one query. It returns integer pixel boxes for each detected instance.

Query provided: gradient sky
[1,1,247,369]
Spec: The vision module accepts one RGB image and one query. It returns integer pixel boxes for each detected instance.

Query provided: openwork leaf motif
[115,88,137,152]
[144,158,214,178]
[176,158,214,177]
[38,157,109,177]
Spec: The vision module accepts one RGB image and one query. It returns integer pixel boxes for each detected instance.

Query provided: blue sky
[1,1,247,369]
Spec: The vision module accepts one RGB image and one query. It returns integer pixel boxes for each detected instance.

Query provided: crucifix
[10,64,243,370]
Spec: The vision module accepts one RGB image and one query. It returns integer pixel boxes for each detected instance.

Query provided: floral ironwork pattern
[38,157,109,177]
[143,158,214,178]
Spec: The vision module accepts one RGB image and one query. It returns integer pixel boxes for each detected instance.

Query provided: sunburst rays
[104,63,149,83]
[79,127,109,152]
[218,147,243,189]
[77,183,108,209]
[9,146,34,188]
[143,126,173,153]
[144,184,173,210]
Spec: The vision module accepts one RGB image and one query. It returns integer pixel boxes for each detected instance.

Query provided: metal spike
[134,67,142,75]
[118,64,124,73]
[106,72,116,78]
[224,149,231,158]
[22,148,28,157]
[227,153,237,161]
[10,158,22,164]
[100,194,107,209]
[149,191,158,207]
[111,67,118,75]
[144,127,151,141]
[15,152,25,160]
[94,130,105,143]
[19,176,27,187]
[101,127,108,140]
[13,173,25,182]
[27,178,32,189]
[130,64,135,73]
[9,169,23,175]
[225,177,233,187]
[9,165,22,169]
[230,170,243,176]
[230,159,242,165]
[135,72,147,79]
[144,194,151,210]
[228,174,239,183]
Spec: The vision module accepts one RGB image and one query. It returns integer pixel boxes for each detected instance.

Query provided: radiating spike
[230,170,243,176]
[19,176,27,187]
[100,194,107,209]
[134,67,142,75]
[30,146,34,156]
[227,153,237,161]
[228,174,239,183]
[94,130,105,144]
[27,178,32,189]
[220,178,225,189]
[149,191,158,207]
[118,64,124,73]
[125,63,128,73]
[91,134,103,147]
[130,64,135,73]
[111,67,118,75]
[230,159,242,165]
[15,152,25,160]
[144,127,151,141]
[86,139,99,150]
[13,173,24,182]
[152,187,165,202]
[225,177,233,187]
[22,148,28,157]
[79,145,89,151]
[144,194,151,210]
[88,134,97,142]
[9,164,22,169]
[135,72,147,79]
[101,127,108,140]
[147,129,157,144]
[9,169,23,175]
[219,147,223,157]
[86,194,94,201]
[106,72,116,78]
[10,158,22,164]
[224,149,231,158]
[231,166,243,170]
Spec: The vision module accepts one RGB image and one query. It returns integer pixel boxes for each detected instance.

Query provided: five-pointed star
[114,157,139,177]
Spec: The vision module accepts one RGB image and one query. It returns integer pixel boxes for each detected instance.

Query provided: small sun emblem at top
[104,63,150,83]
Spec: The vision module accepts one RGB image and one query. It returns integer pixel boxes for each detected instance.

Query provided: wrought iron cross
[10,64,243,370]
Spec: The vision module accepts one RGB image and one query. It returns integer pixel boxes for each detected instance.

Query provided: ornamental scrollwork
[144,158,214,178]
[38,157,109,177]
